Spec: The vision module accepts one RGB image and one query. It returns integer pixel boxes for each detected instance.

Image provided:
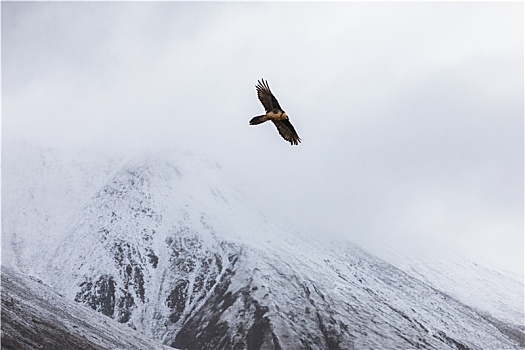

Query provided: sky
[2,2,523,275]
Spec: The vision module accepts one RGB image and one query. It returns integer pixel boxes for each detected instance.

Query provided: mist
[3,2,523,275]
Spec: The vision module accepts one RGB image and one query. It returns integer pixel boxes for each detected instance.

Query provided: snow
[2,141,523,349]
[1,265,175,350]
[366,242,524,326]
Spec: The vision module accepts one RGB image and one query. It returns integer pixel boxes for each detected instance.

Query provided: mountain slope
[3,143,523,349]
[1,265,173,350]
[2,141,120,273]
[369,245,524,326]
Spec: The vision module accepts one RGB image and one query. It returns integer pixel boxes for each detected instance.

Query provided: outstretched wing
[256,79,282,112]
[272,119,301,145]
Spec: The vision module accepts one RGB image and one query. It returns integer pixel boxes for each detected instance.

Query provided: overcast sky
[3,2,523,275]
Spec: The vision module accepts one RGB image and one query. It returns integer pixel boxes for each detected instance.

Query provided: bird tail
[249,115,268,125]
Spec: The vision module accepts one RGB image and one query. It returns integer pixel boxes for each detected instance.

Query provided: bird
[249,79,301,145]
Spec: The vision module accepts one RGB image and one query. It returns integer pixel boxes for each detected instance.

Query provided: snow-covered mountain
[2,142,523,349]
[369,245,524,326]
[1,265,173,350]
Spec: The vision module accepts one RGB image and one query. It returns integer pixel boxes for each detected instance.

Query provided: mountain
[369,244,524,326]
[1,265,173,350]
[2,142,523,349]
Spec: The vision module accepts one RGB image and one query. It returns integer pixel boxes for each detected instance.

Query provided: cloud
[3,2,523,274]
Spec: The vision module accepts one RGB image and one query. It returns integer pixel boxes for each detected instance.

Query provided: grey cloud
[3,2,523,274]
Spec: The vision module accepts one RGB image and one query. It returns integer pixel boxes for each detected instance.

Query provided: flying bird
[249,79,301,145]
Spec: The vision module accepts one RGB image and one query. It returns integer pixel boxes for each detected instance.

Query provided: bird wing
[272,119,301,145]
[256,79,282,112]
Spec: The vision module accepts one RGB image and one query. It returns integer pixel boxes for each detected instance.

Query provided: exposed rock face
[3,144,524,350]
[1,266,172,350]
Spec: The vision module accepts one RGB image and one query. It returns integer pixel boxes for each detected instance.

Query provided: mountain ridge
[2,142,523,349]
[1,265,174,350]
